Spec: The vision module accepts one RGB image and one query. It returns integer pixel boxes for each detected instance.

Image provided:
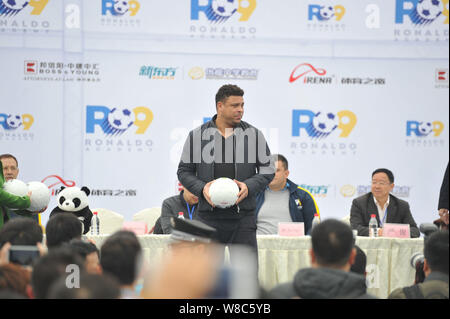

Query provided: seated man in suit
[255,154,319,235]
[350,168,420,238]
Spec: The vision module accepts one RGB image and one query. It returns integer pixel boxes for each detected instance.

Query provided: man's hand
[203,181,215,207]
[234,180,248,205]
[439,208,449,225]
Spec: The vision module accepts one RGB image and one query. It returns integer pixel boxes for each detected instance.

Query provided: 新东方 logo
[86,105,153,137]
[139,66,177,80]
[292,110,357,139]
[0,113,34,130]
[308,4,346,21]
[0,0,48,17]
[191,0,256,23]
[406,120,444,137]
[395,0,449,25]
[102,0,140,16]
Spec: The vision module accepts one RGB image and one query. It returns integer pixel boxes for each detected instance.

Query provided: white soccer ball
[312,111,339,135]
[418,121,433,136]
[416,0,443,21]
[107,107,134,131]
[2,0,29,10]
[2,179,28,210]
[319,5,335,20]
[113,0,129,15]
[27,181,50,213]
[6,114,22,129]
[212,0,238,17]
[209,177,239,209]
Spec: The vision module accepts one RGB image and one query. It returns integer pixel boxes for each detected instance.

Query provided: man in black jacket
[437,163,449,227]
[177,84,274,259]
[268,219,376,299]
[350,168,420,238]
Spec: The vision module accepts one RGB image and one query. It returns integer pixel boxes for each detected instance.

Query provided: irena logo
[292,110,357,139]
[289,63,327,83]
[86,105,153,136]
[395,0,449,25]
[101,0,140,17]
[191,0,256,23]
[406,121,444,137]
[0,113,34,130]
[41,175,76,196]
[308,4,346,21]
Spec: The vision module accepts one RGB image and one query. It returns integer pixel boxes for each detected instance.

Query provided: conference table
[87,234,424,299]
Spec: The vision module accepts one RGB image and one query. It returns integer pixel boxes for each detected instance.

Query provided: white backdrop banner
[0,0,448,228]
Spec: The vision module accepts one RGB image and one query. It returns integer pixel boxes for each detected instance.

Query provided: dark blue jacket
[255,179,319,235]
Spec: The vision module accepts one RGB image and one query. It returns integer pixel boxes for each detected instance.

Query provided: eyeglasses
[371,181,390,186]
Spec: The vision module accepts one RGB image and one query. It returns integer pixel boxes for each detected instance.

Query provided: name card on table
[278,222,305,237]
[383,223,410,238]
[122,221,148,235]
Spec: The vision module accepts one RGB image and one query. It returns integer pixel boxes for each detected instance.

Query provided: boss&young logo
[394,0,449,41]
[85,105,154,152]
[0,0,51,33]
[291,109,358,156]
[0,112,34,141]
[101,0,141,28]
[190,0,257,38]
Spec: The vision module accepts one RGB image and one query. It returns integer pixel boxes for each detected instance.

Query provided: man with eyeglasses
[350,168,420,238]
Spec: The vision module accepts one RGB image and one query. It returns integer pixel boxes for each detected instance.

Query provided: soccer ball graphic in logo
[1,0,29,10]
[113,0,129,16]
[418,122,433,136]
[416,0,443,21]
[311,112,339,138]
[100,107,135,136]
[6,114,22,130]
[319,6,335,20]
[209,177,239,209]
[212,0,238,17]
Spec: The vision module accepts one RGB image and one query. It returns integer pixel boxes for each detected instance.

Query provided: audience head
[350,245,367,276]
[65,239,101,275]
[0,153,19,181]
[47,273,120,299]
[310,219,356,270]
[46,213,82,249]
[31,247,84,299]
[0,218,43,249]
[0,263,31,298]
[100,230,142,287]
[423,230,449,276]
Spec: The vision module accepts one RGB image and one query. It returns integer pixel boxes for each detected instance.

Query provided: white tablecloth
[87,234,424,299]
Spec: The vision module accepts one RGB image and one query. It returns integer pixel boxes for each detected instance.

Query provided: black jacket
[350,192,420,238]
[177,115,274,219]
[269,268,376,299]
[438,163,449,210]
[159,190,197,234]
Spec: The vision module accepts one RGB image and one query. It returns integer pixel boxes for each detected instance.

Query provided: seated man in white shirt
[255,154,320,235]
[350,168,420,237]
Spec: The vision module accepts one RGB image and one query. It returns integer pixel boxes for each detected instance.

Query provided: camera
[410,223,439,284]
[8,245,40,266]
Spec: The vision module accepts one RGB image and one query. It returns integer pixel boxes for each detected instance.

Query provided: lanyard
[380,207,388,227]
[186,203,195,220]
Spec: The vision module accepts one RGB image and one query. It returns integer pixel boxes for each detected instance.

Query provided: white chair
[91,208,124,235]
[132,207,161,233]
[341,214,351,225]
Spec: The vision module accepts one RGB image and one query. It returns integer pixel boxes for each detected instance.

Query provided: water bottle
[178,212,185,219]
[91,212,100,235]
[369,214,378,238]
[312,213,320,230]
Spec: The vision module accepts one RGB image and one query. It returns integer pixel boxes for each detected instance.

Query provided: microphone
[410,252,424,269]
[419,223,438,238]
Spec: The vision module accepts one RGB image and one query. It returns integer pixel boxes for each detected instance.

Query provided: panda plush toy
[49,186,93,234]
